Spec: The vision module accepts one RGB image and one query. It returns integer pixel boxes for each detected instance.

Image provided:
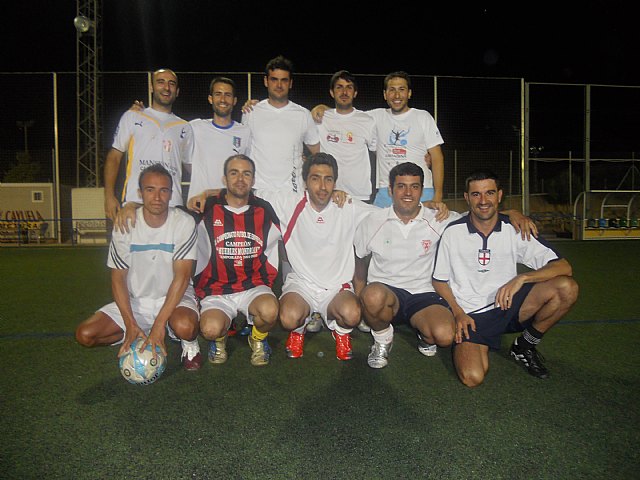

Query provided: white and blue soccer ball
[119,338,166,385]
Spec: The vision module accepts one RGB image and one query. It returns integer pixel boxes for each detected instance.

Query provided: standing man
[312,71,444,208]
[257,153,376,361]
[432,170,579,386]
[317,70,377,202]
[355,162,456,369]
[104,68,193,221]
[76,164,202,371]
[368,71,444,207]
[241,55,320,192]
[187,77,252,210]
[192,155,281,367]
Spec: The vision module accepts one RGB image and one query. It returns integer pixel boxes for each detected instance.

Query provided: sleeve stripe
[173,225,197,260]
[108,242,129,269]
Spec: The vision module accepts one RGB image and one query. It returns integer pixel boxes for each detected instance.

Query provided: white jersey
[258,190,376,289]
[112,107,193,207]
[367,108,443,189]
[107,207,197,300]
[355,204,461,294]
[242,100,320,192]
[432,214,561,313]
[318,108,377,200]
[187,118,251,198]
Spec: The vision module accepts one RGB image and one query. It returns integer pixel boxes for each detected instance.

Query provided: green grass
[0,242,639,479]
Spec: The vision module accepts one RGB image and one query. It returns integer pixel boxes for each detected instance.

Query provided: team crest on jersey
[421,240,432,254]
[163,140,172,152]
[233,136,241,148]
[478,249,491,266]
[326,133,339,143]
[345,131,354,143]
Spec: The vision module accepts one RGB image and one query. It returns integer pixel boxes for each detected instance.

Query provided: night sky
[3,1,638,85]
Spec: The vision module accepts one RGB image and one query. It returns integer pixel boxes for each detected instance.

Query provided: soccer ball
[119,338,166,385]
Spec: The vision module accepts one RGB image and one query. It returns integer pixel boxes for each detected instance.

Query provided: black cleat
[510,343,550,379]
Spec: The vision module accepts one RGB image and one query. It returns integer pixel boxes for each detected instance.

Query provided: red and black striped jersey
[193,191,281,297]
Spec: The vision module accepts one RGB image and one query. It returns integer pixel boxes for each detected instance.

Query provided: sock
[371,325,394,345]
[333,323,352,335]
[515,325,544,351]
[251,326,268,341]
[294,324,306,334]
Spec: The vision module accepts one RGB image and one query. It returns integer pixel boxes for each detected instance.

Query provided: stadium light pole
[16,120,35,153]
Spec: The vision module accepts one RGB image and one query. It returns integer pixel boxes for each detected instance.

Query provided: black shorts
[463,283,535,350]
[384,284,450,325]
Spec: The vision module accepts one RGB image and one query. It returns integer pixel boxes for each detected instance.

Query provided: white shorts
[199,285,275,324]
[281,273,354,323]
[99,285,199,344]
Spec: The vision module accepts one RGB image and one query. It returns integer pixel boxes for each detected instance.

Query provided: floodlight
[74,16,93,34]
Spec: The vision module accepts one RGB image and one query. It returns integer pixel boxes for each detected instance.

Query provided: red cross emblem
[478,249,491,266]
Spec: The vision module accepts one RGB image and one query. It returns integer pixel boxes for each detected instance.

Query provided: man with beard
[104,68,193,221]
[186,77,252,211]
[193,155,281,367]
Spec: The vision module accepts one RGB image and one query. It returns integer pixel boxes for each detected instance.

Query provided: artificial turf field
[1,241,638,479]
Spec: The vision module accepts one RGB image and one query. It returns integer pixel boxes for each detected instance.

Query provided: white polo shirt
[258,190,376,289]
[318,108,377,200]
[107,207,197,300]
[187,119,251,198]
[355,204,460,294]
[242,100,320,192]
[432,214,561,313]
[112,107,193,207]
[367,108,443,189]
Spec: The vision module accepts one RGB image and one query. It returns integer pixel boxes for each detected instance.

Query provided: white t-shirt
[367,108,443,189]
[242,100,320,192]
[187,119,251,198]
[107,207,197,300]
[318,108,377,200]
[432,214,561,313]
[258,190,376,289]
[355,204,461,294]
[112,107,193,207]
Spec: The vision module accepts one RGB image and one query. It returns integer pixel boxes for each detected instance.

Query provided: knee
[173,318,199,341]
[256,299,279,326]
[360,284,386,312]
[457,367,486,388]
[75,323,95,347]
[338,302,362,329]
[199,318,224,340]
[278,307,305,331]
[432,324,454,347]
[557,276,579,305]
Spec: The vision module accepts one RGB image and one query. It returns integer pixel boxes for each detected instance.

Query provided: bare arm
[144,258,195,357]
[353,254,369,298]
[104,148,125,221]
[428,145,444,203]
[433,279,475,344]
[112,268,145,356]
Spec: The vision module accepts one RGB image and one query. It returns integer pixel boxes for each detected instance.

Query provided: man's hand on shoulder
[129,100,145,112]
[422,200,449,222]
[503,209,539,240]
[241,99,259,114]
[311,104,329,124]
[331,190,351,208]
[114,202,141,234]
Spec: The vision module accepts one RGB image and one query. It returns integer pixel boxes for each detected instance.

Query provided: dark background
[2,1,638,85]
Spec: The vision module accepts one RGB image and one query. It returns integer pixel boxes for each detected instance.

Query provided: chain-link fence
[1,72,639,244]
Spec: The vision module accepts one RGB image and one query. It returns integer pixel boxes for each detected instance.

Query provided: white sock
[181,338,200,360]
[371,325,394,345]
[332,322,352,335]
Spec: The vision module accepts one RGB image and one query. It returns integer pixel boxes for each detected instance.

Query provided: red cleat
[332,331,353,361]
[285,331,305,358]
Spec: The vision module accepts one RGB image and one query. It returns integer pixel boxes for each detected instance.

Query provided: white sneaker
[367,341,392,369]
[306,312,323,333]
[357,320,371,333]
[180,339,202,371]
[417,334,437,357]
